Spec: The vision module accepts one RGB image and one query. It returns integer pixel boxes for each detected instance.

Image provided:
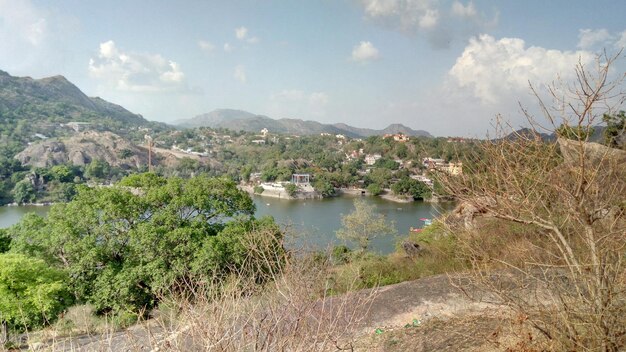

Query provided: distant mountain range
[175,109,433,138]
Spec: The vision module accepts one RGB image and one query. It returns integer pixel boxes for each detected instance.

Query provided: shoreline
[239,184,454,204]
[6,202,56,207]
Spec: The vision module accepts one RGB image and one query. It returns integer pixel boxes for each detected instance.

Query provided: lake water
[0,196,454,254]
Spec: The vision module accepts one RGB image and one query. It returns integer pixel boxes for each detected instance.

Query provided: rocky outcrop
[15,131,149,169]
[558,138,626,167]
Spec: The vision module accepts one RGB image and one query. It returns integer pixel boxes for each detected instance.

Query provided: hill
[0,70,167,156]
[176,109,432,138]
[14,131,150,169]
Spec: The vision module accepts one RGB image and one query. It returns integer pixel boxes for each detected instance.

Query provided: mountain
[0,70,150,126]
[176,109,432,138]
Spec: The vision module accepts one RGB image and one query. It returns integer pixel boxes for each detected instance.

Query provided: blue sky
[1,0,625,136]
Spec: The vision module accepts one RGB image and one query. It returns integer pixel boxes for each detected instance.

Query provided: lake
[0,196,454,254]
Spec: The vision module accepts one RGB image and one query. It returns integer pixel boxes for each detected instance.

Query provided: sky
[1,0,625,137]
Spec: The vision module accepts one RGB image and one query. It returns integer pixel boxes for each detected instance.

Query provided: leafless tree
[443,51,626,351]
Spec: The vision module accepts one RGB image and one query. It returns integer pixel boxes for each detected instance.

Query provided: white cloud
[223,43,233,53]
[235,26,248,40]
[88,40,187,93]
[418,9,439,29]
[235,26,259,44]
[447,34,594,105]
[451,1,476,18]
[198,40,215,54]
[577,28,612,49]
[351,41,380,63]
[358,0,496,48]
[269,90,330,118]
[617,30,626,49]
[234,65,246,83]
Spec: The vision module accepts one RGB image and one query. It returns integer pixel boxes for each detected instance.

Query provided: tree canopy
[336,198,396,251]
[8,173,282,314]
[0,253,72,331]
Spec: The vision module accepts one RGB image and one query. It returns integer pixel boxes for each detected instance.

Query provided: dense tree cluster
[3,174,284,334]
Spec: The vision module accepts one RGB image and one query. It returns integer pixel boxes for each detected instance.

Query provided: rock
[402,240,422,258]
[14,131,149,169]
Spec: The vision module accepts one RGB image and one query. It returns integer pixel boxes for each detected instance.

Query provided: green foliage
[12,179,35,204]
[117,148,133,159]
[313,178,335,197]
[373,157,399,170]
[253,185,264,194]
[0,229,9,253]
[8,174,270,314]
[330,245,352,265]
[603,111,625,148]
[84,159,111,180]
[556,124,594,141]
[284,183,298,197]
[391,177,432,199]
[330,221,464,293]
[367,183,383,196]
[0,253,73,331]
[336,198,396,251]
[49,165,74,182]
[365,168,393,188]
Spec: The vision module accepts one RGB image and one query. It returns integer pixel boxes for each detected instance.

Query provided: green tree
[84,159,111,180]
[556,124,594,141]
[313,177,335,197]
[336,198,396,251]
[373,157,399,170]
[0,254,72,335]
[117,148,133,159]
[391,177,432,199]
[0,229,9,253]
[9,174,273,314]
[284,183,298,197]
[366,183,383,196]
[603,110,625,148]
[12,180,35,204]
[50,165,74,182]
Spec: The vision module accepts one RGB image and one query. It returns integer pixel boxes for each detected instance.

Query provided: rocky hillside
[176,109,432,138]
[0,70,149,126]
[15,131,149,169]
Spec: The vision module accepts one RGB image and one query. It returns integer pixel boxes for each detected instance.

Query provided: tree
[373,157,399,170]
[603,110,625,148]
[336,198,396,251]
[12,180,35,204]
[84,159,111,180]
[313,177,335,197]
[556,123,594,141]
[117,148,133,159]
[0,229,9,253]
[8,174,277,314]
[49,165,74,182]
[442,52,626,350]
[0,254,72,339]
[391,177,431,199]
[366,183,383,196]
[284,183,298,197]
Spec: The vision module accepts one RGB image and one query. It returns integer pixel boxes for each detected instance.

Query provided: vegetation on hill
[0,70,170,159]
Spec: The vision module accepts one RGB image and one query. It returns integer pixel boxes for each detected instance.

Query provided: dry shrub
[149,228,377,351]
[442,52,626,351]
